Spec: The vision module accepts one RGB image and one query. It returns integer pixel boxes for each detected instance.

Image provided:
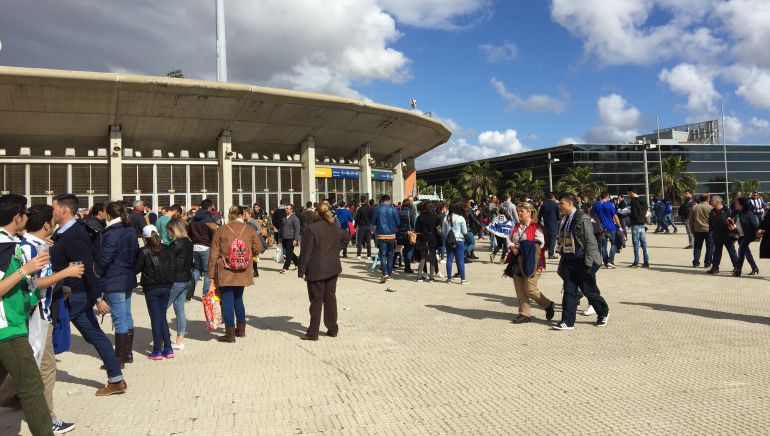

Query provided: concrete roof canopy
[0,66,451,160]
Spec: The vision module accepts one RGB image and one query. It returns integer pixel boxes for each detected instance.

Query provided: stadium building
[0,66,451,212]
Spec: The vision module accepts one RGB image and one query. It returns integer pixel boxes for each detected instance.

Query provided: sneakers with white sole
[52,417,75,434]
[582,305,596,316]
[551,322,574,330]
[596,314,609,327]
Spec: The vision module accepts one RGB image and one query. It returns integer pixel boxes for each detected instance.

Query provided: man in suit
[51,194,127,396]
[539,192,560,259]
[297,204,351,341]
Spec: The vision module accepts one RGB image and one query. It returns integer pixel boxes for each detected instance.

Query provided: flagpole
[656,116,664,199]
[722,105,729,198]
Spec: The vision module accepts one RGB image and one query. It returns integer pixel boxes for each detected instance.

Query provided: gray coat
[280,213,302,242]
[567,210,603,268]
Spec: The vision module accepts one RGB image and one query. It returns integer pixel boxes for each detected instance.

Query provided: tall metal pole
[721,104,729,198]
[216,0,228,82]
[656,116,664,200]
[547,152,553,193]
[643,145,651,209]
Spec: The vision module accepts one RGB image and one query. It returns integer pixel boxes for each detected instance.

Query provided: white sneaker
[356,256,361,260]
[583,305,596,316]
[435,272,444,278]
[171,343,185,350]
[461,280,469,285]
[607,263,616,269]
[440,259,446,264]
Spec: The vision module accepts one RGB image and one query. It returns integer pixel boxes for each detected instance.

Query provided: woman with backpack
[97,201,139,367]
[441,201,469,284]
[208,206,262,343]
[135,225,175,360]
[166,217,193,350]
[507,203,555,324]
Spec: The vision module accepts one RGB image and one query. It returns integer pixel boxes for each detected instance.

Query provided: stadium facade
[0,67,451,212]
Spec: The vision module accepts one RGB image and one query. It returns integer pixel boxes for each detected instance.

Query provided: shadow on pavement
[425,304,511,321]
[467,292,516,307]
[248,316,306,337]
[621,302,770,325]
[57,369,104,389]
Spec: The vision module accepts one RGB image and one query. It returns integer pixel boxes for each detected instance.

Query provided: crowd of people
[0,185,768,435]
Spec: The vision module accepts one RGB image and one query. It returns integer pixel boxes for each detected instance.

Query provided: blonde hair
[316,203,335,224]
[517,202,538,223]
[166,217,188,239]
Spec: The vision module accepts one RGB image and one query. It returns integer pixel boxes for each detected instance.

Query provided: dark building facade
[417,143,770,202]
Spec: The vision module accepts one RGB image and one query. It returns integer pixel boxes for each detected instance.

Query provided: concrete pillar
[300,136,316,204]
[109,125,123,200]
[404,157,417,199]
[390,152,405,205]
[358,143,373,201]
[217,130,233,218]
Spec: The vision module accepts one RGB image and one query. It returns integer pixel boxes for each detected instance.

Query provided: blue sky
[2,0,769,169]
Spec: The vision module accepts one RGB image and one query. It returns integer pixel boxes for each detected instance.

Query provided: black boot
[124,328,134,364]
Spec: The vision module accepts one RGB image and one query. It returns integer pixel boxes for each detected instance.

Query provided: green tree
[731,179,759,198]
[458,161,501,201]
[554,166,607,199]
[506,169,544,200]
[440,180,461,201]
[416,178,429,196]
[649,155,698,203]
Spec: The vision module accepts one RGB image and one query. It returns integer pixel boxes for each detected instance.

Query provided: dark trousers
[144,287,171,353]
[492,235,507,256]
[692,232,714,266]
[736,237,758,271]
[712,237,738,270]
[220,286,246,328]
[545,225,558,257]
[282,238,298,270]
[0,337,53,436]
[356,226,372,258]
[559,258,608,327]
[67,292,123,382]
[306,276,338,337]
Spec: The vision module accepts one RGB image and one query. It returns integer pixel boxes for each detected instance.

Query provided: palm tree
[506,169,544,200]
[440,180,461,201]
[459,161,501,201]
[416,178,429,196]
[554,166,607,199]
[732,179,759,198]
[649,155,698,203]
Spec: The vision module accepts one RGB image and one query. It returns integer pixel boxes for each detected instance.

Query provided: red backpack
[223,225,249,271]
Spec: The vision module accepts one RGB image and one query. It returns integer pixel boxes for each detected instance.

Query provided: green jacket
[0,242,39,343]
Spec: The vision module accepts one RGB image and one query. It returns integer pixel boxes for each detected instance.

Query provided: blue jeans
[692,232,714,266]
[665,213,677,231]
[193,248,211,297]
[104,289,134,334]
[712,238,738,270]
[631,225,649,265]
[736,237,758,272]
[144,287,171,353]
[545,224,558,257]
[464,232,475,255]
[167,282,188,337]
[68,292,123,382]
[601,230,617,265]
[220,286,246,328]
[377,239,396,277]
[446,240,466,280]
[489,234,497,252]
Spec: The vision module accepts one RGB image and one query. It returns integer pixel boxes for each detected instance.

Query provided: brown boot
[235,322,246,337]
[102,333,126,370]
[124,329,135,363]
[95,380,127,396]
[217,327,236,343]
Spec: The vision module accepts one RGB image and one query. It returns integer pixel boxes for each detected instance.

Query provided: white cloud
[721,115,770,143]
[491,77,568,113]
[724,65,770,110]
[584,94,643,143]
[556,136,582,146]
[658,63,720,119]
[716,0,770,69]
[378,0,492,29]
[416,128,529,169]
[479,41,519,63]
[551,0,725,66]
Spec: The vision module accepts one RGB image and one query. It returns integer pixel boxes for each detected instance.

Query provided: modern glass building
[418,142,770,203]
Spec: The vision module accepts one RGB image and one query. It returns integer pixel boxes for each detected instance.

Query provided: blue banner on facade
[373,171,394,181]
[331,168,360,179]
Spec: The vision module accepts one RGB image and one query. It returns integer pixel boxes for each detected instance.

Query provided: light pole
[548,153,560,193]
[215,0,228,82]
[643,142,657,209]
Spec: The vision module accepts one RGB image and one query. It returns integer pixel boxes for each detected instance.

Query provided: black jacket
[709,207,733,240]
[355,204,373,227]
[169,237,194,283]
[415,212,439,249]
[51,220,101,302]
[128,211,147,236]
[134,245,176,289]
[760,213,770,259]
[736,211,760,242]
[629,197,647,225]
[679,198,694,220]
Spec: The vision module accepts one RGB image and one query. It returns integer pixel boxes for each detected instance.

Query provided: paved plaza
[1,232,769,435]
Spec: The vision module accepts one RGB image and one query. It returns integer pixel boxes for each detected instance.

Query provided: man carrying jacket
[689,193,713,268]
[371,195,400,283]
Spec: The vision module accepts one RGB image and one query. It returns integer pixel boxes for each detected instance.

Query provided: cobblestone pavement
[1,233,769,435]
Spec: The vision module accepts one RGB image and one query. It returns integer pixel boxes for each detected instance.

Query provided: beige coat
[689,202,713,233]
[208,220,262,287]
